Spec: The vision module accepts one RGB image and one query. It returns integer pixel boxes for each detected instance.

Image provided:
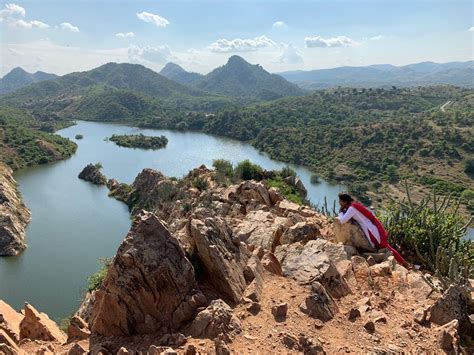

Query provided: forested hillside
[138,86,474,210]
[0,105,76,170]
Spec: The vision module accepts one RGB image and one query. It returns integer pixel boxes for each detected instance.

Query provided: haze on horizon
[1,0,473,76]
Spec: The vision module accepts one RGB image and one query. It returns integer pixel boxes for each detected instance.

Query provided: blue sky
[1,0,473,76]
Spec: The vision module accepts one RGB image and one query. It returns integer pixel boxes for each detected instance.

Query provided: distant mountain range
[0,67,58,95]
[278,61,474,89]
[160,55,305,100]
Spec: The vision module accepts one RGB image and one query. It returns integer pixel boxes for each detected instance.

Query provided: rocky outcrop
[189,216,263,304]
[0,163,31,256]
[67,316,90,342]
[89,211,206,337]
[19,303,67,343]
[78,163,106,185]
[275,239,351,298]
[187,299,242,341]
[299,281,338,321]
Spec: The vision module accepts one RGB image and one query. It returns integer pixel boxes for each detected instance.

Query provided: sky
[1,0,473,76]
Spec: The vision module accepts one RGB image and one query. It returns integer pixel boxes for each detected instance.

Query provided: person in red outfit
[337,193,408,266]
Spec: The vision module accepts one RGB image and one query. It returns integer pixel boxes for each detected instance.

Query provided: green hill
[0,105,76,170]
[159,63,203,85]
[194,55,305,100]
[0,67,58,95]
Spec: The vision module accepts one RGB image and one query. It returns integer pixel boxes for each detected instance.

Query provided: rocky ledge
[78,163,107,185]
[0,163,31,256]
[2,165,473,354]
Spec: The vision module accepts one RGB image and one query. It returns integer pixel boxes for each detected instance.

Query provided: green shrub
[234,160,263,181]
[87,257,111,292]
[192,176,209,191]
[465,159,474,177]
[213,159,234,177]
[381,184,473,289]
[265,177,303,205]
[279,166,296,178]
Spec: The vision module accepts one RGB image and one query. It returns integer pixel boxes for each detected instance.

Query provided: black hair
[338,193,354,203]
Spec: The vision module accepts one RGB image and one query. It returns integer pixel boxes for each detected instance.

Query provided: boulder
[279,221,321,245]
[299,281,338,321]
[19,303,66,343]
[78,163,106,185]
[66,316,90,342]
[190,217,262,304]
[429,285,470,326]
[271,303,288,320]
[188,299,242,341]
[89,212,205,337]
[275,240,351,298]
[333,219,376,252]
[233,210,287,250]
[234,180,272,207]
[0,163,31,256]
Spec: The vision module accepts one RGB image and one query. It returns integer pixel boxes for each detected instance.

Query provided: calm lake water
[0,121,346,321]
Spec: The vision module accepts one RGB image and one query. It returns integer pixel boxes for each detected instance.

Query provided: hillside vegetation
[139,86,474,211]
[0,105,76,170]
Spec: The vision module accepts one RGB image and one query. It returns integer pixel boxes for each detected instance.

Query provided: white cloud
[278,43,303,64]
[136,11,169,27]
[369,35,384,41]
[208,35,276,53]
[0,3,25,20]
[0,3,49,29]
[60,22,79,32]
[128,45,173,64]
[12,19,49,29]
[305,35,358,48]
[273,21,287,29]
[469,27,474,32]
[116,32,135,38]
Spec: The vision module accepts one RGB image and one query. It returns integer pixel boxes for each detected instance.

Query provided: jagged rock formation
[0,163,31,256]
[89,211,206,337]
[78,164,107,185]
[2,165,473,354]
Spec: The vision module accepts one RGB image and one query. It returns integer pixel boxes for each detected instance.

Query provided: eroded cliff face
[0,163,31,256]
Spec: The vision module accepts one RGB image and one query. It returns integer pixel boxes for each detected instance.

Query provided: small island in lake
[108,134,168,150]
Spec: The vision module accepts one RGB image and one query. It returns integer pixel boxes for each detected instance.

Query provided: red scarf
[350,202,388,245]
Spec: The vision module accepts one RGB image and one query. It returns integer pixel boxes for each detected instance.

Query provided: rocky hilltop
[1,165,473,354]
[0,163,31,256]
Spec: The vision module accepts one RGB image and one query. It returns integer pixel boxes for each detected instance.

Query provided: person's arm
[338,206,357,224]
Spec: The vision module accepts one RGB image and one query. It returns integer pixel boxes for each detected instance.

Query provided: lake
[0,121,346,321]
